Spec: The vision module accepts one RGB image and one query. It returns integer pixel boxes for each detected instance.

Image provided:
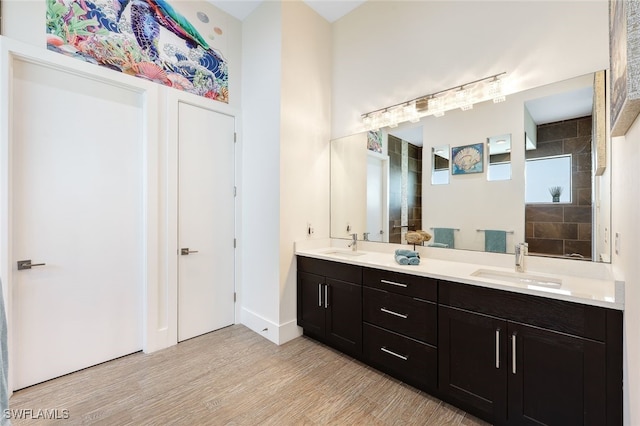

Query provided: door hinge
[234,292,237,302]
[234,186,237,197]
[234,132,237,143]
[234,238,237,248]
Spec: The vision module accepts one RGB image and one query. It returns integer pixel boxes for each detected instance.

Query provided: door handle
[180,248,199,255]
[17,259,46,270]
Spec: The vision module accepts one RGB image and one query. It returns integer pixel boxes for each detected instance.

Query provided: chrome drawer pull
[512,333,517,374]
[380,307,408,319]
[380,279,408,288]
[324,285,329,308]
[318,284,322,307]
[495,328,500,369]
[380,347,408,361]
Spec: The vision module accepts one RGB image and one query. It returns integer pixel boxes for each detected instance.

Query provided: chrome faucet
[348,233,358,251]
[515,242,528,272]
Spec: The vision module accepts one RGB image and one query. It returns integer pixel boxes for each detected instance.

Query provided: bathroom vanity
[295,244,623,426]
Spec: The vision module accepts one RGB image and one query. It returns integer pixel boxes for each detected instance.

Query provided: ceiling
[209,0,366,23]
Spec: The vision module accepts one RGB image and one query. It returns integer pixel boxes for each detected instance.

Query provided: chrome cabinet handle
[512,333,517,374]
[180,248,199,255]
[495,328,501,369]
[380,279,408,288]
[17,260,46,270]
[380,307,408,319]
[318,284,322,307]
[324,285,329,308]
[381,347,408,361]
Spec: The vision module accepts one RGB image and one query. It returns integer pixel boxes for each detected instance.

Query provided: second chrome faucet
[348,233,358,251]
[515,242,528,272]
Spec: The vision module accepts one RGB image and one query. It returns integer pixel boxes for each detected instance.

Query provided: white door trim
[165,91,238,347]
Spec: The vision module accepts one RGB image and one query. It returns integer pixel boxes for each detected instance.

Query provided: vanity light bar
[362,72,507,131]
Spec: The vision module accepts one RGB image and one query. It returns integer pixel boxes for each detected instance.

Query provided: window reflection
[487,134,511,181]
[432,145,450,185]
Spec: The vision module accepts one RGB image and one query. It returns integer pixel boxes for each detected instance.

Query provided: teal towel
[428,242,449,248]
[433,228,455,248]
[408,256,420,265]
[485,230,507,253]
[395,254,409,265]
[395,249,419,258]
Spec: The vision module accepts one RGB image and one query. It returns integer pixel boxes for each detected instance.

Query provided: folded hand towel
[428,242,449,248]
[408,256,420,265]
[395,249,420,258]
[395,254,409,265]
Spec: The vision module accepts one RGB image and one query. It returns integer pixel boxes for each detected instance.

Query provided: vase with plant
[549,186,563,202]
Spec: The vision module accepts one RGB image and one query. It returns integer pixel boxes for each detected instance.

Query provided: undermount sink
[321,250,367,257]
[471,268,562,288]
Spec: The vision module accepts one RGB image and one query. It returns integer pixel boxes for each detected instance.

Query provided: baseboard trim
[240,307,302,345]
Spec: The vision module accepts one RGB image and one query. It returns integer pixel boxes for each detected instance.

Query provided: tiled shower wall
[388,135,422,244]
[525,116,593,259]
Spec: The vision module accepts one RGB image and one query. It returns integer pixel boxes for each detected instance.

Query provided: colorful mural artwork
[367,131,383,153]
[46,0,229,103]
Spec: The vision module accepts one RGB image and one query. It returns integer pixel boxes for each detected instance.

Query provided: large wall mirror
[330,71,611,262]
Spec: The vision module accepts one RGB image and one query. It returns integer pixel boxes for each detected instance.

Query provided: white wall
[240,0,331,344]
[612,118,640,424]
[279,0,331,335]
[331,1,609,139]
[240,1,282,338]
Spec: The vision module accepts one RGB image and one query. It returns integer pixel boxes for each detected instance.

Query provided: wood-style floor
[10,325,490,425]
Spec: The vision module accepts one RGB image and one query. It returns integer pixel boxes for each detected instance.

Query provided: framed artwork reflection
[451,143,484,175]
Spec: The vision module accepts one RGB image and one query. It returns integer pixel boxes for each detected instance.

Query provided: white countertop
[295,239,624,310]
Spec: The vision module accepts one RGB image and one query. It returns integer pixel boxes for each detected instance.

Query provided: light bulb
[456,86,473,111]
[488,77,505,103]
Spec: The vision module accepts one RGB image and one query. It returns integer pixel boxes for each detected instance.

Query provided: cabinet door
[297,271,325,337]
[325,277,362,357]
[439,306,508,423]
[508,322,606,426]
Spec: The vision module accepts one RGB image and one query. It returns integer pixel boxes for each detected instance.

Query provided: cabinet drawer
[363,287,437,344]
[364,323,437,391]
[297,256,362,284]
[363,268,437,301]
[439,280,606,341]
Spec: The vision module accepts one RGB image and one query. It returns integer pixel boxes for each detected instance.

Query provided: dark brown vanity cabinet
[362,268,438,392]
[296,256,622,425]
[439,280,622,426]
[297,256,363,358]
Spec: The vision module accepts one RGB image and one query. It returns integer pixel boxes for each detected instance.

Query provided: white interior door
[178,103,235,342]
[12,60,143,390]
